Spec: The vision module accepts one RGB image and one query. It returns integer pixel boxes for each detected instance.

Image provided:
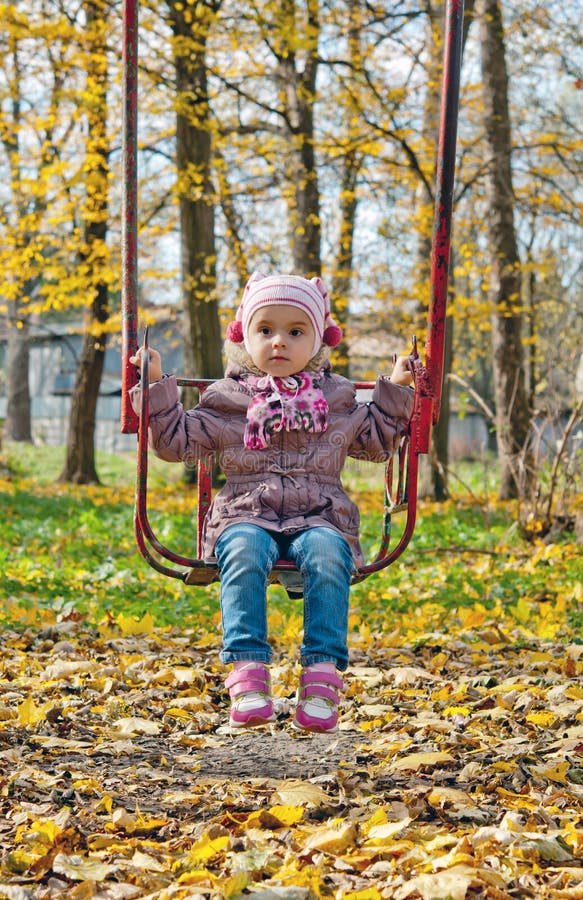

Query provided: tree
[329,0,366,377]
[277,0,322,275]
[0,0,82,444]
[1,3,48,443]
[167,0,223,383]
[60,0,111,483]
[4,312,32,443]
[478,0,532,500]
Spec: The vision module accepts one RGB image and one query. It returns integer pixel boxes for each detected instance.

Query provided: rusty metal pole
[120,0,139,434]
[424,0,465,426]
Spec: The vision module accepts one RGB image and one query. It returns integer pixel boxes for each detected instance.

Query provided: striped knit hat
[226,272,342,359]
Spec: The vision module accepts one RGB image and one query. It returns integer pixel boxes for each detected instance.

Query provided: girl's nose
[271,332,286,346]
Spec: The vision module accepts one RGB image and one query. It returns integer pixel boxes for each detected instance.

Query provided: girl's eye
[259,327,271,335]
[290,328,303,337]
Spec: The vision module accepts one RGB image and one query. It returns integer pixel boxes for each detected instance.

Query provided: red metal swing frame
[120,0,465,585]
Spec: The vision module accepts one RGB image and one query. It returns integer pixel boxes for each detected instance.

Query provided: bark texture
[478,0,532,499]
[170,0,223,385]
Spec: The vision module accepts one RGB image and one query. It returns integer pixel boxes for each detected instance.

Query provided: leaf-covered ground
[2,612,583,899]
[1,447,582,898]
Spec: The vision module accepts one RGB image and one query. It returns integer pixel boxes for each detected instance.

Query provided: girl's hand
[129,347,163,383]
[390,355,414,387]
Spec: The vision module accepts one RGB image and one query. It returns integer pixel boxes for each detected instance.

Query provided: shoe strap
[228,678,271,699]
[299,684,339,705]
[225,665,270,697]
[300,669,343,690]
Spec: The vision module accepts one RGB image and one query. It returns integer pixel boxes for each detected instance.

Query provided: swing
[120,0,465,586]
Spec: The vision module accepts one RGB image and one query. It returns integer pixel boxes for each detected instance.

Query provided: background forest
[0,0,581,514]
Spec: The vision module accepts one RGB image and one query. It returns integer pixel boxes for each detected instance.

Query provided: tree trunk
[330,4,363,378]
[432,308,454,501]
[170,0,223,388]
[3,19,33,445]
[4,304,32,443]
[478,0,532,500]
[61,307,107,484]
[331,151,359,377]
[279,0,321,276]
[60,0,109,484]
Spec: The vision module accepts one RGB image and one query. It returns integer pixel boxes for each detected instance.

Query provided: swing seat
[133,334,433,587]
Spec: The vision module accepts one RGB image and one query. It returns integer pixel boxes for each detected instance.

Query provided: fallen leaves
[1,616,583,899]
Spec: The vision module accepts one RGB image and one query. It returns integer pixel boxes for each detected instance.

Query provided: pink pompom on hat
[226,271,343,359]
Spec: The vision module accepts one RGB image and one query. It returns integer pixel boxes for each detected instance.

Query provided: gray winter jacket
[131,362,414,566]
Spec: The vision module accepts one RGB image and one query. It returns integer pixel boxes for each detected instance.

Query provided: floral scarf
[242,371,329,450]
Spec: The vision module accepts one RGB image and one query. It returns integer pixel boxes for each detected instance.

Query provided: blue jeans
[215,524,353,671]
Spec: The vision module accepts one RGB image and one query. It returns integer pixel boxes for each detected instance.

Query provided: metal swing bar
[120,0,465,583]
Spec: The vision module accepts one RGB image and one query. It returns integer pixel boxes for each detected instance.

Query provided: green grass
[1,441,581,639]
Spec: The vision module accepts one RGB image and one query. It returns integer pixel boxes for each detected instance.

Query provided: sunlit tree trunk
[331,151,359,377]
[5,304,32,443]
[169,0,223,389]
[478,0,532,500]
[3,10,32,444]
[278,0,321,276]
[60,0,109,484]
[330,1,364,378]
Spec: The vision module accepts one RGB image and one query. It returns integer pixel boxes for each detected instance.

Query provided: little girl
[131,272,413,733]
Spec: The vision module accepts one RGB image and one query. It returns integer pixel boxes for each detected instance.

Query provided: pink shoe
[225,663,275,728]
[293,668,343,733]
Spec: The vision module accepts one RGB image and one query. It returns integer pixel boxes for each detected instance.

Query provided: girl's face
[247,304,316,378]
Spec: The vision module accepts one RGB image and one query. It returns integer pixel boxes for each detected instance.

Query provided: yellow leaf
[95,793,114,814]
[222,871,249,898]
[529,761,570,784]
[443,705,472,717]
[165,707,193,719]
[113,716,161,737]
[268,804,305,826]
[116,611,155,635]
[510,596,532,625]
[394,864,492,900]
[274,779,331,807]
[19,818,63,846]
[41,660,97,680]
[364,819,412,844]
[52,852,116,881]
[526,711,556,727]
[188,833,230,864]
[4,849,37,874]
[17,696,46,726]
[391,751,454,772]
[130,849,166,872]
[361,807,388,834]
[177,868,214,886]
[134,813,170,833]
[110,808,137,832]
[458,603,488,628]
[428,787,473,807]
[305,820,357,855]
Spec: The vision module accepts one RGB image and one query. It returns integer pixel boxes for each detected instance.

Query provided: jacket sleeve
[129,375,221,463]
[347,376,414,462]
